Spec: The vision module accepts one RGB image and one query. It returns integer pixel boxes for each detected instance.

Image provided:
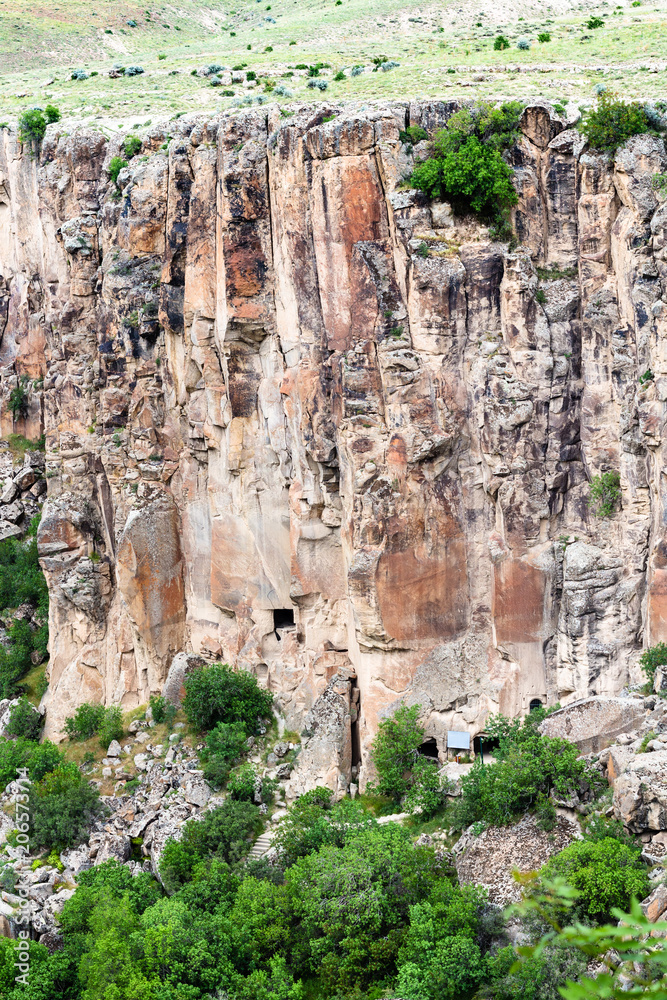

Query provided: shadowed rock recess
[1,99,666,793]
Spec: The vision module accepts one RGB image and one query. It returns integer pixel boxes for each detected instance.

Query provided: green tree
[368,704,449,815]
[538,838,649,923]
[580,91,652,153]
[183,662,273,732]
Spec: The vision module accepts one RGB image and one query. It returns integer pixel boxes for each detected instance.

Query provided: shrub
[411,101,522,225]
[368,704,447,815]
[71,70,88,80]
[639,641,667,687]
[98,706,123,748]
[580,90,651,154]
[30,763,105,850]
[587,16,604,29]
[334,70,345,81]
[205,63,223,75]
[9,375,30,421]
[158,53,166,60]
[274,788,371,866]
[4,696,43,740]
[228,762,259,801]
[246,70,257,81]
[125,66,144,76]
[108,155,127,188]
[494,35,510,50]
[399,125,428,146]
[538,32,551,43]
[351,64,363,76]
[201,720,249,785]
[0,737,63,790]
[517,36,531,50]
[486,941,586,1000]
[149,693,176,726]
[64,702,105,741]
[539,837,649,923]
[182,662,273,732]
[308,79,328,90]
[44,104,61,124]
[160,801,263,892]
[453,713,604,829]
[587,470,621,517]
[123,134,142,157]
[381,60,400,71]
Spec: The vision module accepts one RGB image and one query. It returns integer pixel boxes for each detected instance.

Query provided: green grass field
[1,0,667,126]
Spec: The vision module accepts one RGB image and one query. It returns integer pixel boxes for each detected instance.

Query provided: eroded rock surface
[2,100,667,791]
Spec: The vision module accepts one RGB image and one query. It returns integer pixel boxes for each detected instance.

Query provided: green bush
[17,110,47,147]
[287,823,444,990]
[160,801,263,892]
[399,125,429,145]
[0,737,63,790]
[183,662,273,732]
[587,470,621,517]
[486,941,586,1000]
[64,702,105,741]
[453,713,604,829]
[587,16,604,28]
[44,104,61,124]
[537,32,551,42]
[411,102,522,227]
[8,375,30,421]
[639,641,667,687]
[539,837,649,923]
[0,522,49,699]
[108,155,127,188]
[228,762,259,801]
[4,696,43,740]
[30,763,105,850]
[494,35,510,50]
[201,720,249,786]
[98,705,123,748]
[123,134,142,157]
[274,788,370,867]
[368,704,448,815]
[580,91,652,154]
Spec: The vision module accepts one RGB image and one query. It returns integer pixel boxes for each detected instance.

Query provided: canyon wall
[0,99,665,793]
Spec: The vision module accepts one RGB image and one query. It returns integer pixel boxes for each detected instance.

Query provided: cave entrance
[273,608,295,640]
[473,733,499,761]
[417,737,440,761]
[529,698,543,713]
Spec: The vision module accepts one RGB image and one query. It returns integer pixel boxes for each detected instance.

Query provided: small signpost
[446,730,470,762]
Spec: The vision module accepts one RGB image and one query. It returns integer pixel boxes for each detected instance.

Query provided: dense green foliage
[98,705,123,748]
[639,640,667,686]
[108,155,128,187]
[0,515,49,699]
[411,102,522,228]
[160,800,264,893]
[30,762,105,850]
[368,704,448,816]
[273,786,371,867]
[183,662,273,732]
[17,107,62,147]
[453,712,604,829]
[8,375,30,420]
[580,91,653,153]
[0,736,63,789]
[64,702,106,740]
[4,695,43,740]
[587,470,621,517]
[539,838,649,923]
[123,134,142,157]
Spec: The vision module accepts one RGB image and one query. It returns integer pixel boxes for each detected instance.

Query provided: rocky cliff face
[1,99,666,793]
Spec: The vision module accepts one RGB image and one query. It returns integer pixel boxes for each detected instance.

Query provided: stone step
[249,832,274,859]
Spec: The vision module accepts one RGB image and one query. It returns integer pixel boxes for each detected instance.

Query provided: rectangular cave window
[273,608,295,633]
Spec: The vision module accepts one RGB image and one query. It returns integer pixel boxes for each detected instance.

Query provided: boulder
[183,776,212,807]
[106,740,122,758]
[612,749,667,831]
[538,697,647,754]
[162,651,205,707]
[641,883,667,921]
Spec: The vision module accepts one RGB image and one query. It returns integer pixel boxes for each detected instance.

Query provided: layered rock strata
[1,100,666,792]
